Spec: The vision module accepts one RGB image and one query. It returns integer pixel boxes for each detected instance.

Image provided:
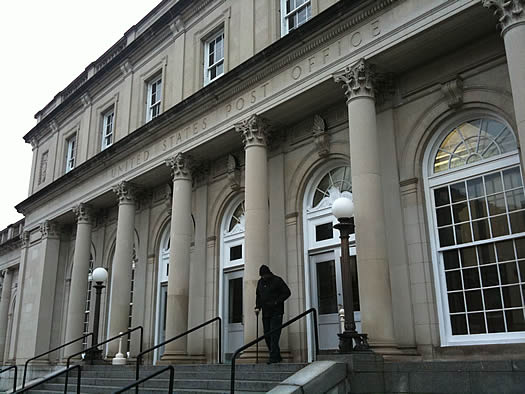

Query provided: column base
[160,351,207,364]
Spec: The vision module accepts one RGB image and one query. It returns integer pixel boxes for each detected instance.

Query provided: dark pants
[262,314,283,362]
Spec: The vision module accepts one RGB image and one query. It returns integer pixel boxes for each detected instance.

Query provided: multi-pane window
[146,77,162,121]
[65,134,77,173]
[428,117,525,343]
[281,0,311,35]
[101,109,114,150]
[204,30,224,85]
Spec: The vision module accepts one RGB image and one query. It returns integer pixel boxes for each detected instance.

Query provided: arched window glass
[434,119,517,173]
[426,117,525,344]
[311,166,352,210]
[227,202,246,234]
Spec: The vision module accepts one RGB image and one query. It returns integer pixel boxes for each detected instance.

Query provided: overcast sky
[0,0,162,230]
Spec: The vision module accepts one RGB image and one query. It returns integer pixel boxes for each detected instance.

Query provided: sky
[0,0,162,230]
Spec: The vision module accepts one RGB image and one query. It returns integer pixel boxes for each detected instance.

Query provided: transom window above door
[310,166,352,211]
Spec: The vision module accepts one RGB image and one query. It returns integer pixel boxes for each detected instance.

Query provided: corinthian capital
[113,181,139,204]
[72,203,93,224]
[334,59,376,102]
[482,0,525,33]
[166,153,193,181]
[40,220,61,239]
[235,114,270,148]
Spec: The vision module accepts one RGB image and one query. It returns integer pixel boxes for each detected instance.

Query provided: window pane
[446,271,462,291]
[510,211,525,234]
[448,292,465,313]
[468,313,486,334]
[229,278,243,323]
[516,238,525,259]
[443,250,460,270]
[481,265,500,287]
[472,219,490,241]
[465,290,483,311]
[478,244,496,264]
[499,262,519,285]
[486,311,505,333]
[485,173,503,194]
[460,247,477,267]
[229,245,242,261]
[503,167,522,190]
[316,261,338,315]
[463,268,481,289]
[455,223,472,244]
[491,215,509,237]
[439,227,455,247]
[502,285,523,308]
[506,189,525,212]
[450,182,467,202]
[495,240,515,262]
[452,202,469,223]
[505,309,525,332]
[451,314,468,335]
[487,193,506,215]
[469,198,487,219]
[315,222,333,242]
[483,287,502,309]
[434,187,450,207]
[467,177,484,199]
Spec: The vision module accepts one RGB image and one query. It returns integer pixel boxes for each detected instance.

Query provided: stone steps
[23,363,306,393]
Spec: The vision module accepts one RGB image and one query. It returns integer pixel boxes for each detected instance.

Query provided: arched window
[425,117,525,345]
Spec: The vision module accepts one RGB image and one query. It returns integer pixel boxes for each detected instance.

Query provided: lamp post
[332,197,369,352]
[85,267,108,362]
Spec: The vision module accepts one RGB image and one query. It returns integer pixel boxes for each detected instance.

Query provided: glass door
[224,269,244,361]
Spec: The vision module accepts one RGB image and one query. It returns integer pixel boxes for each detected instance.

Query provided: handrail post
[14,366,18,394]
[230,352,236,394]
[168,365,174,394]
[218,317,222,364]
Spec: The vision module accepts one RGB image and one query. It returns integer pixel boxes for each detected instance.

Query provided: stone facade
[1,0,525,368]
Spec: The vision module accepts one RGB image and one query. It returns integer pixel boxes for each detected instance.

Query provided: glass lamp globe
[331,197,355,219]
[92,267,108,283]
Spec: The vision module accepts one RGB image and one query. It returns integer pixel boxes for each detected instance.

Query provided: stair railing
[0,365,17,393]
[113,365,174,394]
[135,317,222,382]
[21,332,93,388]
[16,364,82,393]
[64,326,143,391]
[230,308,319,394]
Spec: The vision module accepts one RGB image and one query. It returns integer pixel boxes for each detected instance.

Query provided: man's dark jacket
[256,273,291,318]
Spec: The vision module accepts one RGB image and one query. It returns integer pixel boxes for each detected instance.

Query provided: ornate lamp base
[338,330,371,352]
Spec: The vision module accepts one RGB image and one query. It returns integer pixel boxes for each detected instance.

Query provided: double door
[310,249,360,350]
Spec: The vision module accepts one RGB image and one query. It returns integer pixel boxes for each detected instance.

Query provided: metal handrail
[230,308,319,394]
[16,364,81,393]
[65,326,143,390]
[113,365,174,394]
[21,332,93,388]
[135,317,222,381]
[0,365,17,393]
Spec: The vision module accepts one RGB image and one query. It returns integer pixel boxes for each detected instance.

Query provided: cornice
[16,0,398,214]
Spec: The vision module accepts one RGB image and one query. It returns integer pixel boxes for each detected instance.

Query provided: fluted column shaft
[164,154,193,358]
[236,115,270,348]
[483,0,525,163]
[108,182,138,355]
[0,269,13,363]
[65,204,94,356]
[334,60,396,348]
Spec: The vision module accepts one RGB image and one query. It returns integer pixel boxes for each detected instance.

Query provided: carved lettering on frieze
[165,153,193,181]
[113,181,140,204]
[72,203,93,224]
[235,114,271,148]
[312,115,329,157]
[482,0,525,33]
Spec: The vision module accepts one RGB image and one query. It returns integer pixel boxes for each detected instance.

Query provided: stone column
[483,1,525,165]
[162,153,194,362]
[108,181,138,355]
[235,115,270,359]
[0,269,13,363]
[64,203,93,356]
[334,59,396,349]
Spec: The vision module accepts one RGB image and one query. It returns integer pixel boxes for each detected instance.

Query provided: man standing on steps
[254,264,291,364]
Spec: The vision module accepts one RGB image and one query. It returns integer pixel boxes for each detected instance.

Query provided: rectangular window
[281,0,311,36]
[65,134,77,173]
[204,29,224,85]
[101,109,114,150]
[146,76,162,122]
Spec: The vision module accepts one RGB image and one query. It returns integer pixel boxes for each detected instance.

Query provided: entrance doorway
[224,269,244,360]
[310,249,360,350]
